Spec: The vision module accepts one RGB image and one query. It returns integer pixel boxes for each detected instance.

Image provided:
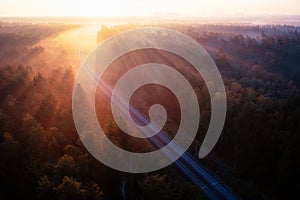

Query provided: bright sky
[0,0,299,17]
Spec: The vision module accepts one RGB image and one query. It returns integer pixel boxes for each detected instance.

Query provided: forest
[0,22,300,200]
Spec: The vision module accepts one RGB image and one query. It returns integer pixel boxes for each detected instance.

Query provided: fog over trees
[0,22,299,199]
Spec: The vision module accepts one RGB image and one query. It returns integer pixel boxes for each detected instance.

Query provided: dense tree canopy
[0,23,300,199]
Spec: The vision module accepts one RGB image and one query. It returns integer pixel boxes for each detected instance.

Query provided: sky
[0,0,299,17]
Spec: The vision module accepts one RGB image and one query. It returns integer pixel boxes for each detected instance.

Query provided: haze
[1,0,299,17]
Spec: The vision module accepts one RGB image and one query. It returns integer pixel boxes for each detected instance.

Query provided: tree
[139,174,177,200]
[55,176,103,200]
[54,154,79,182]
[37,175,55,200]
[174,182,206,200]
[56,176,85,200]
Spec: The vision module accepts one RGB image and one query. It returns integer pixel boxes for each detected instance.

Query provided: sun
[68,0,126,17]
